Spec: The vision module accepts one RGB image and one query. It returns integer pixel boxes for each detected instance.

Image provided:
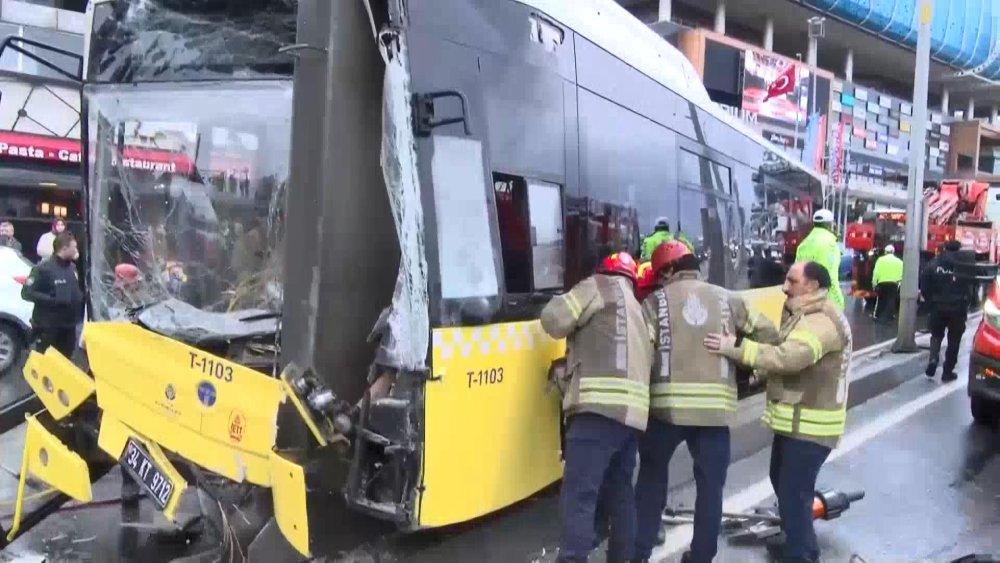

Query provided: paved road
[653,329,1000,562]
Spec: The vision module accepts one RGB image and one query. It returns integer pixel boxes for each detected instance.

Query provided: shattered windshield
[88,0,297,83]
[87,80,292,327]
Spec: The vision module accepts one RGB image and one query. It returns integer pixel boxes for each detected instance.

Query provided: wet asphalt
[0,289,983,562]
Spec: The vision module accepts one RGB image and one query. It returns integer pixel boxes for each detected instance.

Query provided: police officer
[641,217,674,261]
[633,242,778,563]
[21,231,83,358]
[795,209,844,310]
[920,239,972,381]
[541,252,654,563]
[705,261,852,563]
[871,244,903,322]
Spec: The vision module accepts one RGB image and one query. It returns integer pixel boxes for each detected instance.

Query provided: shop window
[494,173,565,294]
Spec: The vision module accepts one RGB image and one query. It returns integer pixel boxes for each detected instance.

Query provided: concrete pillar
[968,98,976,120]
[992,106,999,125]
[714,0,726,34]
[844,49,854,82]
[807,36,818,68]
[763,18,774,51]
[658,0,671,22]
[941,89,950,115]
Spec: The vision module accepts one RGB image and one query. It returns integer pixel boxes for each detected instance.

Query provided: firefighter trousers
[770,434,831,562]
[558,413,639,563]
[634,420,730,563]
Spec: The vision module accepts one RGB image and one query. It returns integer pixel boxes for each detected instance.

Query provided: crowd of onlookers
[0,218,68,263]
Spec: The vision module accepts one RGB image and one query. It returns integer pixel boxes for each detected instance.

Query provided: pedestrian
[795,209,844,310]
[0,221,22,254]
[21,231,83,358]
[540,251,654,563]
[704,261,852,563]
[871,244,903,322]
[921,239,973,381]
[633,241,778,563]
[35,218,66,261]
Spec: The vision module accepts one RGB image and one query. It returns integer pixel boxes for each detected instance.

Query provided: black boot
[942,370,957,382]
[925,362,937,378]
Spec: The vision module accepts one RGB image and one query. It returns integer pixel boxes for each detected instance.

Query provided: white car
[0,246,34,373]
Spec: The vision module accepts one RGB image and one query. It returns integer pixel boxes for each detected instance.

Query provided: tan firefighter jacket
[541,273,654,431]
[716,289,852,449]
[642,271,779,427]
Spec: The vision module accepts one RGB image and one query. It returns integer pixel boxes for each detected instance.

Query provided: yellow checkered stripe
[763,401,846,437]
[432,322,558,359]
[579,377,649,411]
[650,382,736,411]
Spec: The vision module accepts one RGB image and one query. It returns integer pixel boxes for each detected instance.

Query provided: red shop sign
[0,131,81,164]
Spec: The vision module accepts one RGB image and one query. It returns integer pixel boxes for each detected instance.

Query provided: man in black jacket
[21,231,83,358]
[920,240,973,381]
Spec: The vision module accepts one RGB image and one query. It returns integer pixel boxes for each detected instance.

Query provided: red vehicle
[970,278,1000,424]
[846,180,997,300]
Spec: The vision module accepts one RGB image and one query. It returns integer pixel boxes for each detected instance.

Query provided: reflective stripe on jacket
[795,227,844,310]
[541,273,654,431]
[642,271,779,427]
[730,289,852,448]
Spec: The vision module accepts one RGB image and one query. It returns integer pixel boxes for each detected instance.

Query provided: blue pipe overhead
[800,0,1000,80]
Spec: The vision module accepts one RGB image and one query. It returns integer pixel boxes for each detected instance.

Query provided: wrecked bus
[3,0,825,558]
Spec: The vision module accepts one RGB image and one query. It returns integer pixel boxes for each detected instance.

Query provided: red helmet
[651,241,693,275]
[636,261,657,299]
[597,252,638,283]
[114,263,141,286]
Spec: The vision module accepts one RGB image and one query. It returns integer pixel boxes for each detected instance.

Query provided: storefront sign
[0,131,80,164]
[112,147,194,175]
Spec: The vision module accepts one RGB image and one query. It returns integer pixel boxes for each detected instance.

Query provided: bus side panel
[418,320,565,527]
[738,285,786,327]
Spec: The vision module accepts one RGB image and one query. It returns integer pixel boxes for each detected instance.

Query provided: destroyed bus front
[7,0,825,558]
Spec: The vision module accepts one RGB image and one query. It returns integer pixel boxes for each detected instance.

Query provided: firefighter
[795,209,844,310]
[21,231,84,358]
[920,239,973,381]
[636,261,658,300]
[540,252,654,563]
[633,241,778,563]
[871,244,903,322]
[704,261,851,563]
[640,217,674,261]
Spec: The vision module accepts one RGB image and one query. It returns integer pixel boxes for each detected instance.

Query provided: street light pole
[894,0,933,352]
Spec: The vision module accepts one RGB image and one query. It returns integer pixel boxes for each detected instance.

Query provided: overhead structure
[797,0,1000,81]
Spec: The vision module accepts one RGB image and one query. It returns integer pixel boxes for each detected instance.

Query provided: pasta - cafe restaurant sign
[0,131,81,163]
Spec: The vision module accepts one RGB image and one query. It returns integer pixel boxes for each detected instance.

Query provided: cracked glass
[86,81,292,338]
[88,0,297,83]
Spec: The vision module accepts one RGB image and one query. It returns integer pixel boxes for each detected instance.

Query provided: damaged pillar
[281,0,397,406]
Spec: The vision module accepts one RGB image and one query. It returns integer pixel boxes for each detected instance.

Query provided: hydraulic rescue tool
[662,488,865,542]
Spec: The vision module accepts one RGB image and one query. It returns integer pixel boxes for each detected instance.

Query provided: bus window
[678,187,727,285]
[494,173,565,294]
[679,148,732,195]
[432,136,499,301]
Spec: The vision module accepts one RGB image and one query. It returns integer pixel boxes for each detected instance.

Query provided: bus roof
[514,0,826,187]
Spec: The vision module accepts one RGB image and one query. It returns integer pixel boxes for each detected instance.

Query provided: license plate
[120,438,175,510]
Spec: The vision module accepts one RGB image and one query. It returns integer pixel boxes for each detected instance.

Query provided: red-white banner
[0,131,80,164]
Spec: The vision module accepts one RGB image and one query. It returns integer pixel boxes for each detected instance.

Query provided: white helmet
[885,244,896,254]
[812,209,834,224]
